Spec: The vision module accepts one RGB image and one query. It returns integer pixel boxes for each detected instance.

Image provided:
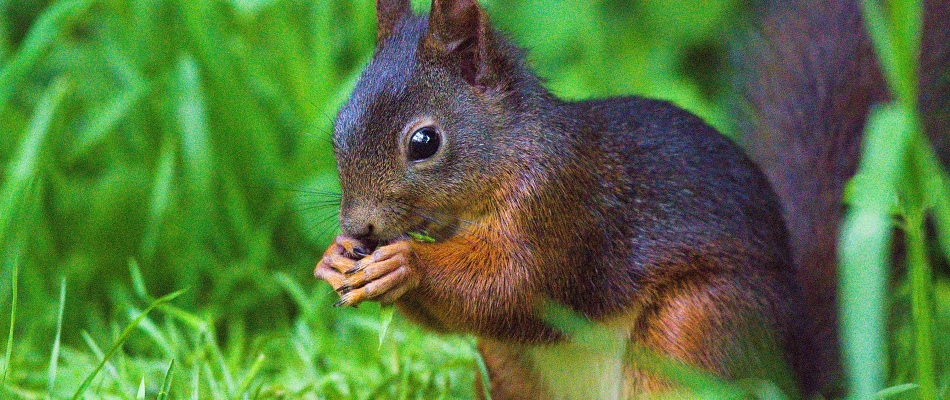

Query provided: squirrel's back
[571,96,792,273]
[552,96,809,393]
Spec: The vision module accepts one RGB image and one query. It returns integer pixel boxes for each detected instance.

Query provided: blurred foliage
[0,0,946,398]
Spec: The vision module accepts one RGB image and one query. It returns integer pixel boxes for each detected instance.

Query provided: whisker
[284,188,342,197]
[405,206,496,248]
[294,206,341,216]
[407,209,482,248]
[306,210,341,242]
[250,178,343,198]
[292,199,342,209]
[418,207,518,244]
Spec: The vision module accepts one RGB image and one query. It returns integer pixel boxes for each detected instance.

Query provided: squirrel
[314,0,950,398]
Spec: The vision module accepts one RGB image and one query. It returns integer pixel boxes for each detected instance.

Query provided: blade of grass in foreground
[876,383,919,398]
[541,301,749,398]
[80,331,126,397]
[905,172,937,400]
[860,0,922,106]
[236,354,265,397]
[471,341,493,400]
[47,278,66,395]
[1,264,17,391]
[858,0,932,398]
[379,305,396,350]
[71,289,188,400]
[136,378,145,400]
[157,359,174,400]
[839,105,909,398]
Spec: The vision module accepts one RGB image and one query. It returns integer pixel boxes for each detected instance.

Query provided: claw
[354,246,371,258]
[345,262,363,275]
[337,284,352,294]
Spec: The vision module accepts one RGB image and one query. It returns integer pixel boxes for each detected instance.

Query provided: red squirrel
[314,0,950,397]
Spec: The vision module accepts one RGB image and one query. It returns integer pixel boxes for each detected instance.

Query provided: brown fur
[309,0,945,397]
[476,340,546,400]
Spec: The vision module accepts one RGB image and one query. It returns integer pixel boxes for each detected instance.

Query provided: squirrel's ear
[424,0,499,91]
[377,0,412,43]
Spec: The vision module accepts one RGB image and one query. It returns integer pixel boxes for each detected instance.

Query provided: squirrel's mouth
[401,211,462,244]
[348,206,463,251]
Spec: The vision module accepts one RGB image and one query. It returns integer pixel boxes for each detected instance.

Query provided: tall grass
[0,0,947,398]
[839,0,949,398]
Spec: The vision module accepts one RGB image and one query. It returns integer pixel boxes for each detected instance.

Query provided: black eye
[407,127,441,162]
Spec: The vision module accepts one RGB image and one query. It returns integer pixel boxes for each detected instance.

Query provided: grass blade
[136,378,145,400]
[157,359,175,400]
[175,55,215,196]
[858,1,931,398]
[237,354,265,397]
[1,264,17,390]
[274,272,312,319]
[71,289,188,400]
[191,364,200,400]
[860,0,920,105]
[407,232,436,243]
[202,364,224,399]
[0,0,92,111]
[904,199,937,399]
[128,259,149,300]
[47,277,66,395]
[204,334,236,395]
[474,347,492,400]
[71,83,149,158]
[131,310,174,358]
[839,105,910,398]
[876,383,918,398]
[0,78,70,252]
[80,331,126,398]
[141,137,177,263]
[379,305,396,350]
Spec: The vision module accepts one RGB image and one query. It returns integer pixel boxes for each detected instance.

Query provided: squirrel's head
[333,0,532,244]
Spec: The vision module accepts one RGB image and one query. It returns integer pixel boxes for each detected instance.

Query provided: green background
[0,0,947,398]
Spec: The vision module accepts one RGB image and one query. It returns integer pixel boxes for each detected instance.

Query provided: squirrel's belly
[525,328,627,400]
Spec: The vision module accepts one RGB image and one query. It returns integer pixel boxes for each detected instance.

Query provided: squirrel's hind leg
[476,340,544,400]
[625,273,801,398]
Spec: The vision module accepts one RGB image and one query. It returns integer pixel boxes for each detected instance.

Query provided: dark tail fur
[734,0,949,393]
[921,1,950,164]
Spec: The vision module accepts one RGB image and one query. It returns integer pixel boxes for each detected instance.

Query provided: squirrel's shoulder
[558,96,789,260]
[565,96,725,150]
[564,96,753,177]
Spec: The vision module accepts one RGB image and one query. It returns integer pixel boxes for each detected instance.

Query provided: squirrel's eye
[407,127,441,162]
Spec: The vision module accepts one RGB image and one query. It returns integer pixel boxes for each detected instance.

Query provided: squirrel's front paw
[335,240,419,307]
[315,235,368,296]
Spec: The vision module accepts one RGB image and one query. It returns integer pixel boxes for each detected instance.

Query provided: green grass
[0,0,948,398]
[839,0,949,398]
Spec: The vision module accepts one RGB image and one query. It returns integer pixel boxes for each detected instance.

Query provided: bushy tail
[733,0,949,393]
[921,0,950,164]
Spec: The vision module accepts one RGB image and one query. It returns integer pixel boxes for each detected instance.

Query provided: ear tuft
[377,0,412,43]
[426,0,482,52]
[425,0,501,91]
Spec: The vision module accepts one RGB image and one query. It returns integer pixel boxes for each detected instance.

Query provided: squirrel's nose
[341,220,380,249]
[340,216,374,239]
[339,203,381,241]
[351,223,374,240]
